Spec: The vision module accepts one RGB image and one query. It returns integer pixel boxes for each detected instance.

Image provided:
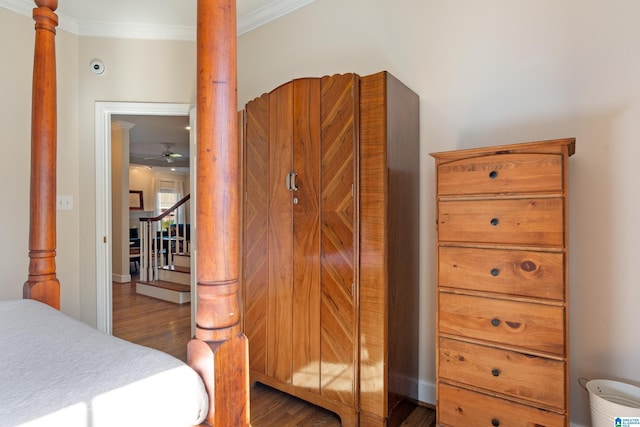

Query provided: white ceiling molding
[0,0,81,35]
[0,0,316,40]
[76,21,196,42]
[237,0,316,35]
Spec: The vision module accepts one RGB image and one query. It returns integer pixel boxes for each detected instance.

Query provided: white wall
[76,37,196,325]
[0,9,80,313]
[237,1,640,425]
[0,10,34,302]
[0,7,196,325]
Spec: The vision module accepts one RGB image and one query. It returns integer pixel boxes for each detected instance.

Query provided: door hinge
[103,236,107,243]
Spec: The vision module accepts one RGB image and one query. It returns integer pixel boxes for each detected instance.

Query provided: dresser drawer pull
[489,171,498,179]
[491,318,501,327]
[491,418,500,427]
[490,218,499,226]
[491,368,501,377]
[490,268,500,276]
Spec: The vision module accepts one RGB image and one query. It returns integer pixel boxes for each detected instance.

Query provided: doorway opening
[94,102,194,334]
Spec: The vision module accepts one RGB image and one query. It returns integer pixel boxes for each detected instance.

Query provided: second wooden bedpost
[24,0,60,310]
[187,0,250,425]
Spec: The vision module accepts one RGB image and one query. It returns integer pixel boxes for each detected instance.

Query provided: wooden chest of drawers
[431,139,575,427]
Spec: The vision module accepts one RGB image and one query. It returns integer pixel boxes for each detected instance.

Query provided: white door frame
[95,101,192,333]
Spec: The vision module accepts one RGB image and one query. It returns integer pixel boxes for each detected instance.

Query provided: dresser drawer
[438,293,565,355]
[438,247,564,300]
[439,338,565,409]
[437,153,564,196]
[438,383,565,427]
[438,198,564,246]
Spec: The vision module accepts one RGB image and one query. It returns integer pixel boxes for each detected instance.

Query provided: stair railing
[138,194,191,281]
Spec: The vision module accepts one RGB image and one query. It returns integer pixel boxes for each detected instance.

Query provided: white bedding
[0,299,207,427]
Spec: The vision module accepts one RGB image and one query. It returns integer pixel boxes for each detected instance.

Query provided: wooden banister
[23,0,60,310]
[187,0,250,425]
[140,193,191,223]
[138,194,190,281]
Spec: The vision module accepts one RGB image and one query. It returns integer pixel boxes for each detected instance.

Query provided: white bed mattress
[0,299,208,427]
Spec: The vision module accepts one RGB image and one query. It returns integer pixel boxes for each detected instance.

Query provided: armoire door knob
[285,172,298,191]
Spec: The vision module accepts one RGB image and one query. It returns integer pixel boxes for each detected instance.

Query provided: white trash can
[584,379,640,427]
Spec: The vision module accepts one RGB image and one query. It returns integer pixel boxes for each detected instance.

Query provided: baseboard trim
[112,273,131,283]
[136,282,190,304]
[419,378,436,406]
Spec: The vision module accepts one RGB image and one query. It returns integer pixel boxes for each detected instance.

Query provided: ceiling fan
[144,143,184,163]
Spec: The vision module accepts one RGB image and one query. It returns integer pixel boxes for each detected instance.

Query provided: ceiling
[113,114,191,170]
[0,0,316,171]
[0,0,317,38]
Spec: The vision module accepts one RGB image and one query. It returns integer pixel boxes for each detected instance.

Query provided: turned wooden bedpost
[23,0,60,310]
[187,0,250,425]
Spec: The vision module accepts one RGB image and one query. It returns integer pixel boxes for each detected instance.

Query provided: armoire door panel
[291,78,322,392]
[319,74,356,405]
[244,93,269,374]
[267,83,294,383]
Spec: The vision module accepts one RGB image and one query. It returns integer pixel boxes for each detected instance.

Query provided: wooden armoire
[240,71,420,426]
[431,138,575,426]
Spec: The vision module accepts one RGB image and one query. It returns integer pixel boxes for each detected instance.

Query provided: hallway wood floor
[112,281,436,426]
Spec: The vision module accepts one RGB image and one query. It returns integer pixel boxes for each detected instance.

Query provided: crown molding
[0,0,316,40]
[1,0,81,35]
[237,0,316,35]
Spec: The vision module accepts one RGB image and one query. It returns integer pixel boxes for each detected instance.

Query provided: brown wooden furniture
[23,0,249,425]
[241,71,420,426]
[431,138,575,427]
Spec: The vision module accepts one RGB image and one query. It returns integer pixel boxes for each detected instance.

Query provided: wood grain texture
[24,0,60,309]
[430,138,575,163]
[191,0,249,424]
[244,93,269,374]
[358,71,389,419]
[320,73,357,407]
[242,72,420,427]
[438,246,564,300]
[438,384,565,427]
[439,292,565,355]
[292,78,322,393]
[437,153,564,196]
[432,139,574,426]
[113,281,191,362]
[439,338,565,409]
[383,72,421,414]
[267,82,294,383]
[438,198,564,247]
[358,71,421,423]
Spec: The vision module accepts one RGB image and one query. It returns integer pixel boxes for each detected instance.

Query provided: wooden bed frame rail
[25,1,250,425]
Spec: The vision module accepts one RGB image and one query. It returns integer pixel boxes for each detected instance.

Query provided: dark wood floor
[112,281,436,426]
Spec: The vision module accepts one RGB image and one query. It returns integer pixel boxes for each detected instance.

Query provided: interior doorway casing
[95,102,192,334]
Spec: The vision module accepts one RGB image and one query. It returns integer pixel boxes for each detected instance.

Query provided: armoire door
[318,73,357,406]
[243,73,357,405]
[243,91,269,376]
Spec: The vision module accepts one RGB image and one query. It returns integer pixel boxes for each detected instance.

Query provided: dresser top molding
[430,138,576,164]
